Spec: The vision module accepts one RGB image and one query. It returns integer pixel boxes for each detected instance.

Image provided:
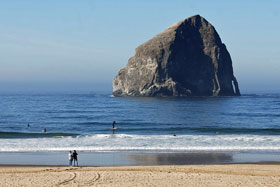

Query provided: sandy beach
[0,164,280,187]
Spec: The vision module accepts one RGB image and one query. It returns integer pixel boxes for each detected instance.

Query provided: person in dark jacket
[73,150,78,166]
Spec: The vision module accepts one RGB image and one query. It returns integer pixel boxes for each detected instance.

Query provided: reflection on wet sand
[129,153,232,165]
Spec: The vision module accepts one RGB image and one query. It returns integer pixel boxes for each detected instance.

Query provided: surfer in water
[112,121,116,129]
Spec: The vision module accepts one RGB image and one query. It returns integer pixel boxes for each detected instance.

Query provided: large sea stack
[113,15,240,97]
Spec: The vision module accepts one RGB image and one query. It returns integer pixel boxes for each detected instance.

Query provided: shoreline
[1,151,280,166]
[1,161,280,167]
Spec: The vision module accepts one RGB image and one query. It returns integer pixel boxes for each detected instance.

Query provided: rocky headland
[113,15,240,97]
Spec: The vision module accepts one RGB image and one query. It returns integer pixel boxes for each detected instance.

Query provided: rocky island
[113,15,240,97]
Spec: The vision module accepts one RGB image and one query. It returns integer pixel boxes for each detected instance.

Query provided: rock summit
[113,15,240,97]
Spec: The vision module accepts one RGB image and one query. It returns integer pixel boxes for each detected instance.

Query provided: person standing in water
[112,121,116,129]
[73,150,78,166]
[68,151,73,166]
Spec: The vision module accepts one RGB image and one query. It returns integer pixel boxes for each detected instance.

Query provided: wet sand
[1,151,280,166]
[0,164,280,187]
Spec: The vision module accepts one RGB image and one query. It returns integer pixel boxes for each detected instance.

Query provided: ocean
[0,92,280,153]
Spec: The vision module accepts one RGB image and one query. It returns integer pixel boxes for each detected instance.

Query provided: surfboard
[110,128,117,130]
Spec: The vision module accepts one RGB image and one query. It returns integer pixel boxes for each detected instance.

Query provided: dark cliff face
[113,15,240,97]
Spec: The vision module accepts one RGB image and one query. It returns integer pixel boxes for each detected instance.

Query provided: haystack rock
[113,15,240,97]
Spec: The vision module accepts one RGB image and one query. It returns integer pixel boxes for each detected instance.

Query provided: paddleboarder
[112,121,116,129]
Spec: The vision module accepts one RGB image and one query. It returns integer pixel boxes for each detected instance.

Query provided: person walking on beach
[73,150,78,166]
[69,151,73,166]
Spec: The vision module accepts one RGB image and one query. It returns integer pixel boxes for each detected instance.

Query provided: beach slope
[0,164,279,186]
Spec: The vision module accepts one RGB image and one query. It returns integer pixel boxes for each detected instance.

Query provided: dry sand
[0,164,280,187]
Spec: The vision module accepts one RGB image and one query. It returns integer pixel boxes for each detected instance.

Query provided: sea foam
[1,134,280,152]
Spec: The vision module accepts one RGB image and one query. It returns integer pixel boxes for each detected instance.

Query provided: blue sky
[0,0,279,93]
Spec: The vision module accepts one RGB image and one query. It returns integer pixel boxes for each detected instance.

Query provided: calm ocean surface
[0,92,280,152]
